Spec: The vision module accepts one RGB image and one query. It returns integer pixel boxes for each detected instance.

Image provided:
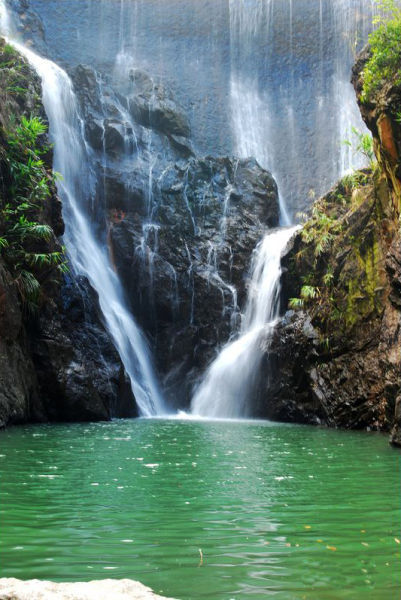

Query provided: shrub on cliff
[0,115,66,311]
[361,0,401,102]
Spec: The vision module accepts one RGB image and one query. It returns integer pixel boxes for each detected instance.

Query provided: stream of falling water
[1,0,379,420]
[191,226,298,418]
[0,4,165,417]
[228,0,376,220]
[229,0,291,226]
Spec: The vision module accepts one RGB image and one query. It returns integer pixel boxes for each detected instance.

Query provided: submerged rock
[0,578,177,600]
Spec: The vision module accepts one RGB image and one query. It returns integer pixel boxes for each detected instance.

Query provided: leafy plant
[323,268,334,287]
[0,115,66,311]
[289,285,320,310]
[3,43,17,56]
[361,0,401,102]
[340,171,368,194]
[300,203,342,258]
[342,127,375,164]
[289,296,304,309]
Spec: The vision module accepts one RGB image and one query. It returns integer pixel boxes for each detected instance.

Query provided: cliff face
[70,63,279,409]
[263,47,401,445]
[0,39,135,427]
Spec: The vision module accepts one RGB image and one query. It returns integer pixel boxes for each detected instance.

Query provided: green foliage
[289,286,319,311]
[3,43,18,57]
[301,285,319,300]
[340,171,369,194]
[300,203,342,258]
[342,127,375,164]
[361,0,401,102]
[15,269,41,314]
[0,115,67,310]
[289,296,304,309]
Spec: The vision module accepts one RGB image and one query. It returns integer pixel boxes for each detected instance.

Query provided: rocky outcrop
[262,48,401,445]
[111,155,278,406]
[0,39,135,426]
[70,63,279,408]
[0,260,41,426]
[0,578,177,600]
[352,46,401,206]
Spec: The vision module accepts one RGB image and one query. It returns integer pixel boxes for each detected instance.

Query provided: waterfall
[331,0,377,175]
[191,226,298,419]
[1,5,165,417]
[229,0,291,226]
[2,0,380,421]
[228,0,375,220]
[0,0,10,34]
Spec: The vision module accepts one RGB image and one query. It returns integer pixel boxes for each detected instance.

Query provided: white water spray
[1,4,165,416]
[229,0,291,226]
[191,226,298,418]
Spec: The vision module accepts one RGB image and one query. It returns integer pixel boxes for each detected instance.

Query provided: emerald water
[0,419,399,599]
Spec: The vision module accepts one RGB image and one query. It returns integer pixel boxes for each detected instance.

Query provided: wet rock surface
[0,261,41,428]
[70,63,279,408]
[111,156,278,406]
[262,50,401,444]
[32,274,137,423]
[0,41,134,426]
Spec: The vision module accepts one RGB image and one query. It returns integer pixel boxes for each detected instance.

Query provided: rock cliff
[0,38,135,427]
[70,63,279,408]
[263,46,401,445]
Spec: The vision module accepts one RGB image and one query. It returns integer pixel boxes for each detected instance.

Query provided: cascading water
[228,0,376,219]
[24,0,377,219]
[229,0,291,225]
[0,5,165,417]
[191,226,298,418]
[190,0,376,418]
[2,0,380,420]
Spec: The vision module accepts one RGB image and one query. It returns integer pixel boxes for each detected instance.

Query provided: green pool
[0,418,399,599]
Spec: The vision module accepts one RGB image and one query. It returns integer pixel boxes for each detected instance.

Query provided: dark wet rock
[85,115,104,151]
[264,170,401,436]
[0,42,136,426]
[0,261,44,428]
[109,156,279,407]
[32,274,137,422]
[168,134,194,158]
[103,119,126,154]
[67,62,280,408]
[385,228,401,309]
[71,64,104,116]
[263,49,401,441]
[127,68,190,138]
[390,395,401,447]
